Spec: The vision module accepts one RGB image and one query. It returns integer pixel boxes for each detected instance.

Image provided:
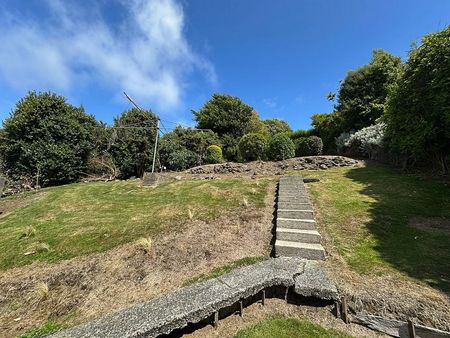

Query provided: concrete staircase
[275,176,326,260]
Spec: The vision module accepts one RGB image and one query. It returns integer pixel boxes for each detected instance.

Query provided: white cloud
[0,0,216,112]
[263,98,278,109]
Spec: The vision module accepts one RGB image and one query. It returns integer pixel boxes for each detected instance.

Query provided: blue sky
[0,0,449,130]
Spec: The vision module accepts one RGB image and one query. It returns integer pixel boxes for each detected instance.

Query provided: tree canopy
[0,91,96,186]
[336,49,402,130]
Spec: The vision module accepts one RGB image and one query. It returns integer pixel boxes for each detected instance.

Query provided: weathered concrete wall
[50,258,338,338]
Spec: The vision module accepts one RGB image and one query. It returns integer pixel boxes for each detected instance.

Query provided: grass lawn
[301,163,450,292]
[234,316,351,338]
[0,178,269,270]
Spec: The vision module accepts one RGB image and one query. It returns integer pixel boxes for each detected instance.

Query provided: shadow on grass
[345,164,450,293]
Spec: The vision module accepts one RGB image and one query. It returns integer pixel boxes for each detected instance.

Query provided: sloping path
[275,176,326,260]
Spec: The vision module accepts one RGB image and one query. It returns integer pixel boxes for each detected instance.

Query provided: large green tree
[193,93,255,161]
[193,93,254,137]
[310,112,343,153]
[336,49,403,130]
[110,108,158,178]
[385,26,450,173]
[0,91,96,186]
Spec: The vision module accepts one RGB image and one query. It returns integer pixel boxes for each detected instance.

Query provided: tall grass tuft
[136,237,152,254]
[35,282,49,300]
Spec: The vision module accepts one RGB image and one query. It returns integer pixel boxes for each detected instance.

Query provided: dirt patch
[0,192,45,220]
[409,217,450,236]
[0,182,275,338]
[184,298,383,338]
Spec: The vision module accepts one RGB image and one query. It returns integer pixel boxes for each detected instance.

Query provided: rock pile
[188,156,358,175]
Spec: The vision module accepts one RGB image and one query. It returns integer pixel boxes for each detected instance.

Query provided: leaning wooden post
[341,296,349,324]
[213,311,219,329]
[239,299,244,317]
[407,319,416,338]
[261,289,266,306]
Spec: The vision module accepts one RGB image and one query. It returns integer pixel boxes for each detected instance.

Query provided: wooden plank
[341,296,349,324]
[352,314,450,338]
[408,319,416,338]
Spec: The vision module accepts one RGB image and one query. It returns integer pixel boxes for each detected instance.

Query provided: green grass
[0,178,269,270]
[182,256,267,286]
[234,315,352,338]
[19,320,61,338]
[300,163,450,292]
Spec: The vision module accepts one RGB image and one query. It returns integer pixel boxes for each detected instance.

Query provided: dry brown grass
[135,237,153,254]
[0,180,275,338]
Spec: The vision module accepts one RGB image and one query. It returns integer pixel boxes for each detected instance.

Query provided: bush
[295,136,323,156]
[109,108,158,178]
[167,148,197,171]
[267,133,295,161]
[238,133,268,161]
[206,145,223,164]
[347,123,386,159]
[0,91,97,187]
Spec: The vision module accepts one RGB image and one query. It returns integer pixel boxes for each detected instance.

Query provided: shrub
[206,145,223,164]
[335,132,354,154]
[109,108,158,178]
[0,91,97,186]
[267,133,295,161]
[295,136,323,156]
[238,133,268,161]
[167,148,197,171]
[347,123,386,159]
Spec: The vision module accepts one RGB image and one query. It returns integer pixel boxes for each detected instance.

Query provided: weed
[35,282,49,300]
[19,226,36,239]
[136,237,152,254]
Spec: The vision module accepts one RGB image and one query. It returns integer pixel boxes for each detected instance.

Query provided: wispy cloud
[263,98,278,109]
[0,0,216,112]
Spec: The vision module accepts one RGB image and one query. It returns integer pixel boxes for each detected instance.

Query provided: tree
[109,108,158,178]
[385,26,450,173]
[0,91,97,186]
[336,49,403,130]
[238,133,268,161]
[193,93,255,161]
[267,133,295,161]
[193,93,254,137]
[263,119,293,136]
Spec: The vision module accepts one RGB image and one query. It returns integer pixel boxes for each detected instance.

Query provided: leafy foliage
[346,123,386,159]
[109,108,158,178]
[159,126,221,170]
[238,133,268,161]
[194,93,255,161]
[336,49,402,130]
[206,145,223,164]
[385,26,450,173]
[262,119,292,136]
[0,91,97,187]
[267,133,295,161]
[310,112,343,153]
[290,129,312,140]
[295,136,323,156]
[194,93,254,137]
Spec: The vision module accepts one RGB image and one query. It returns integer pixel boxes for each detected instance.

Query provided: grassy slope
[0,178,269,270]
[301,163,450,292]
[234,316,351,338]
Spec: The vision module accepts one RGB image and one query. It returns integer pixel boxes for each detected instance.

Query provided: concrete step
[277,217,316,230]
[277,201,312,207]
[277,196,310,203]
[277,209,314,219]
[276,228,322,243]
[275,240,325,260]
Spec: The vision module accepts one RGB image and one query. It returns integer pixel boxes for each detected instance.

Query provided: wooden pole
[261,289,265,306]
[151,120,159,173]
[407,319,416,338]
[341,296,349,324]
